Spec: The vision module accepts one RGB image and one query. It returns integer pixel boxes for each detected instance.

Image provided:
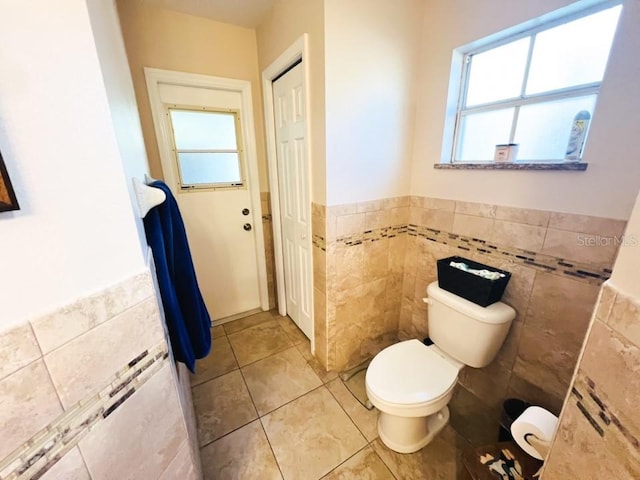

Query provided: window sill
[433,162,588,171]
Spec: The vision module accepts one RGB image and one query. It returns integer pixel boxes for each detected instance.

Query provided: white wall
[411,0,640,220]
[0,0,146,329]
[86,0,151,252]
[324,0,423,205]
[257,0,327,204]
[611,190,640,297]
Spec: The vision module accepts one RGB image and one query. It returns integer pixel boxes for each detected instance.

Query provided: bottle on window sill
[565,110,591,161]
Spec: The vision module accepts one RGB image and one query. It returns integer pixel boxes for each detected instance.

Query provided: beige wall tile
[44,297,165,408]
[329,203,358,216]
[80,364,187,480]
[364,239,389,280]
[421,209,454,232]
[31,271,153,354]
[39,447,90,480]
[409,206,423,225]
[507,373,564,414]
[389,206,409,225]
[594,282,617,323]
[455,201,496,218]
[0,360,63,460]
[549,212,627,237]
[495,205,550,227]
[312,203,326,238]
[313,287,328,370]
[365,209,391,230]
[580,320,640,420]
[335,244,364,291]
[357,199,383,213]
[542,228,619,266]
[326,210,337,242]
[383,195,410,209]
[607,290,640,347]
[337,213,365,237]
[490,220,546,252]
[200,421,282,480]
[409,195,423,207]
[452,213,494,239]
[0,322,41,381]
[423,197,456,212]
[544,399,640,479]
[159,440,196,480]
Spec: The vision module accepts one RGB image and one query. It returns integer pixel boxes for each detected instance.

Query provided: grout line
[257,418,286,480]
[325,378,372,445]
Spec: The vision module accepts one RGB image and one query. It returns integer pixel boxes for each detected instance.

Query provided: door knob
[243,223,252,231]
[242,208,250,216]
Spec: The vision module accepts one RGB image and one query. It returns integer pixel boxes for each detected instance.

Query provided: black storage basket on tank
[436,256,511,307]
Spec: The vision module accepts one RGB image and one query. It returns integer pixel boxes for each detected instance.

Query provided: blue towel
[143,180,211,372]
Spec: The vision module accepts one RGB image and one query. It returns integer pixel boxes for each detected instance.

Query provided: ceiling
[140,0,277,28]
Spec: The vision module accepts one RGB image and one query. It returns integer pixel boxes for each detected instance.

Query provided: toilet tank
[426,282,516,368]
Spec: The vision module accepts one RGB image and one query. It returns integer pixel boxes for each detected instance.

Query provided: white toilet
[365,281,516,453]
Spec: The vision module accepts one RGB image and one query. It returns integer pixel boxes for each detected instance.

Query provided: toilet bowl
[365,339,463,453]
[365,281,516,453]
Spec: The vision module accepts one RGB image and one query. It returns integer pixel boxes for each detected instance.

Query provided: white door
[273,63,313,338]
[153,81,263,321]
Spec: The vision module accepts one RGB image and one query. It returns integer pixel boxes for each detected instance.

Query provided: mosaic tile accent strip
[0,343,169,480]
[407,224,611,285]
[570,374,639,449]
[312,234,326,251]
[316,218,610,285]
[262,214,272,222]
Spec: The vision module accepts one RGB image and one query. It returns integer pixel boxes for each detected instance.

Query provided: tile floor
[191,310,472,479]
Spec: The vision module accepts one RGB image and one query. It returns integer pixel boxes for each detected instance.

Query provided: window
[168,108,245,188]
[452,3,622,163]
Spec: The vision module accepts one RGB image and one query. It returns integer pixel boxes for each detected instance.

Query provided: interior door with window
[156,83,262,321]
[273,62,313,339]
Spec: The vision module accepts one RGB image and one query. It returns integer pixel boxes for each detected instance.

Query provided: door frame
[144,67,270,312]
[262,35,314,349]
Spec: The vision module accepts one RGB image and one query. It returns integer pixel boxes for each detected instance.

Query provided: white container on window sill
[494,144,519,162]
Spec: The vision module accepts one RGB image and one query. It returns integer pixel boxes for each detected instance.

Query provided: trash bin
[499,398,531,442]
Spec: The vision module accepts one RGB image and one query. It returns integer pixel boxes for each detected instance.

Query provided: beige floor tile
[276,315,309,345]
[193,370,257,446]
[190,335,238,386]
[200,420,282,480]
[261,387,367,480]
[242,347,322,415]
[372,426,461,480]
[227,320,293,366]
[211,325,225,339]
[296,341,339,384]
[322,446,394,479]
[223,311,276,335]
[326,379,378,442]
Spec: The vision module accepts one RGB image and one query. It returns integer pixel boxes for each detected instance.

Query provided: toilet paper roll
[510,406,558,460]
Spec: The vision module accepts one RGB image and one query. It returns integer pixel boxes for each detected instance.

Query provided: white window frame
[167,105,247,190]
[445,0,621,164]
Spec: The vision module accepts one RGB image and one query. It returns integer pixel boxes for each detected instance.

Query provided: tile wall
[543,281,640,478]
[0,270,199,480]
[261,192,277,310]
[311,195,626,441]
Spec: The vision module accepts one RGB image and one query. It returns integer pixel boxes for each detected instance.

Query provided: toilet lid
[366,340,459,406]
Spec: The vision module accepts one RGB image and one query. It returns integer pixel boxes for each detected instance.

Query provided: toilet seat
[366,340,459,410]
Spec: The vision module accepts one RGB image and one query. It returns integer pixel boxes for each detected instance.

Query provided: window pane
[526,6,621,94]
[170,110,237,150]
[513,95,596,160]
[466,38,530,107]
[178,153,241,185]
[456,108,514,161]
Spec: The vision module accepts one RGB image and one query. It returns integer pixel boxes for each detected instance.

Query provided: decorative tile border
[0,343,169,480]
[262,214,272,222]
[570,374,638,449]
[312,234,326,251]
[313,219,610,285]
[407,224,610,285]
